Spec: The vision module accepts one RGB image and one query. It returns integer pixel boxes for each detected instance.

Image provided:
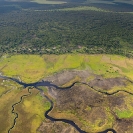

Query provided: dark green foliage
[0,10,133,57]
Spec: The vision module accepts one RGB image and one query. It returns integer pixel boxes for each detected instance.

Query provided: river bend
[0,75,128,133]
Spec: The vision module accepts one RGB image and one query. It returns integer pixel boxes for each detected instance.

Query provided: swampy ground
[0,54,133,133]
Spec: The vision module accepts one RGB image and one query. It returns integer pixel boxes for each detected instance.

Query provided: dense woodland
[0,2,133,57]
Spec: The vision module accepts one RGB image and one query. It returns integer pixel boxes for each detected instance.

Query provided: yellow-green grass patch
[0,54,133,83]
[115,110,133,119]
[112,93,133,119]
[12,88,50,133]
[50,106,114,133]
[0,54,133,132]
[42,54,85,75]
[0,85,30,133]
[61,76,81,87]
[0,55,46,82]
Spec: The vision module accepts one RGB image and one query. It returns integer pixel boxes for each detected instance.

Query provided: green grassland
[0,84,29,133]
[1,54,133,82]
[11,88,50,133]
[0,80,50,133]
[0,55,46,83]
[0,54,133,132]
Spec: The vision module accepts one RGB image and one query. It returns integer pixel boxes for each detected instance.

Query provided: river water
[0,75,117,133]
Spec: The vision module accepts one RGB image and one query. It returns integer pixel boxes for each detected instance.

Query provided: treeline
[0,10,133,57]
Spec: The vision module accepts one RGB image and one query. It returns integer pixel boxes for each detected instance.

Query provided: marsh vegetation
[0,54,133,132]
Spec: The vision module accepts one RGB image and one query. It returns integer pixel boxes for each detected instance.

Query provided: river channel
[0,75,118,133]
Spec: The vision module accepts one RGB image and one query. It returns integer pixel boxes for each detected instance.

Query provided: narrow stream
[1,75,132,133]
[8,88,32,133]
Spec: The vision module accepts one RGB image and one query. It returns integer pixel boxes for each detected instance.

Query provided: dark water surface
[0,75,117,133]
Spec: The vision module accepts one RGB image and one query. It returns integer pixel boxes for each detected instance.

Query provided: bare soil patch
[38,120,78,133]
[89,76,126,90]
[39,70,133,133]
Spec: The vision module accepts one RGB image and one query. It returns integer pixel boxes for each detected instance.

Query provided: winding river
[0,75,121,133]
[8,88,32,133]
